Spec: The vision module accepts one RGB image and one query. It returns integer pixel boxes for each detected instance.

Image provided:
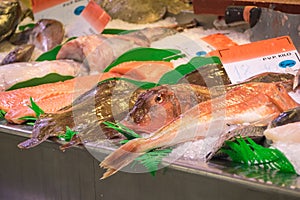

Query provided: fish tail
[100,138,148,179]
[18,138,42,149]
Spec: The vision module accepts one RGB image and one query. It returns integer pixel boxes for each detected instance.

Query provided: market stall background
[1,0,300,199]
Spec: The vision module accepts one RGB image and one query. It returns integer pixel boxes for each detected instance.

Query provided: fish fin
[100,168,117,180]
[17,138,42,149]
[59,134,82,151]
[251,113,279,126]
[99,138,146,179]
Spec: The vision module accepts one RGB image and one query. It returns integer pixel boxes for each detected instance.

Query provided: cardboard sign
[210,36,300,83]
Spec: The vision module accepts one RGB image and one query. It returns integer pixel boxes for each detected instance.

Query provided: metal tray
[1,120,300,200]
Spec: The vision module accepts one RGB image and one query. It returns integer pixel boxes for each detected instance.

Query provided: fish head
[121,85,183,134]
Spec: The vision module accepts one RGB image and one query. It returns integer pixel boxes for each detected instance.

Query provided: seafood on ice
[0,60,82,91]
[1,60,174,124]
[121,70,297,135]
[121,84,211,134]
[1,74,102,124]
[264,107,300,174]
[100,82,298,179]
[18,79,146,149]
[56,27,177,74]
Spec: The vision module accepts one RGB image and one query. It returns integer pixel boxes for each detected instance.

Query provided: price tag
[151,33,238,59]
[31,0,110,37]
[210,36,300,83]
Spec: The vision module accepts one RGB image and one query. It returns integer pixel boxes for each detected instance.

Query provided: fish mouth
[120,119,154,134]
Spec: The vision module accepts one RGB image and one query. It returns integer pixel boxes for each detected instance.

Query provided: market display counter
[1,121,300,200]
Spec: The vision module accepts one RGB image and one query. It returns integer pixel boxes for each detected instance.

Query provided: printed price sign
[211,36,300,84]
[151,33,238,60]
[31,0,110,37]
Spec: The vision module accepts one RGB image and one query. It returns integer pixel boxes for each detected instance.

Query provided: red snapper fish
[100,82,299,179]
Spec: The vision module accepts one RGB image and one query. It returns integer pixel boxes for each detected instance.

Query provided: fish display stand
[1,120,300,200]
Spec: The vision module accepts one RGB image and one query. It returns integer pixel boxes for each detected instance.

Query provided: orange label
[201,33,238,50]
[210,36,297,63]
[31,0,68,13]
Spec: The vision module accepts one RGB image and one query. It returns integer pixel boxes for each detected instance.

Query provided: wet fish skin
[98,0,167,24]
[1,44,34,65]
[0,0,22,42]
[177,64,231,87]
[0,60,82,92]
[30,19,64,51]
[56,27,176,74]
[269,106,300,128]
[9,28,31,45]
[121,84,211,134]
[10,19,65,52]
[206,125,266,161]
[100,82,298,179]
[98,0,192,23]
[179,64,295,88]
[121,71,296,135]
[18,79,145,149]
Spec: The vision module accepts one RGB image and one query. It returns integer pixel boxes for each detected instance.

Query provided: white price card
[211,36,300,84]
[31,0,110,37]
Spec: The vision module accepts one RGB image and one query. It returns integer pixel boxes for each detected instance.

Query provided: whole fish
[18,79,146,149]
[121,84,211,133]
[10,19,65,52]
[2,60,174,124]
[100,82,298,179]
[178,64,295,88]
[56,27,177,74]
[120,71,296,135]
[0,60,82,91]
[1,44,34,65]
[0,0,22,42]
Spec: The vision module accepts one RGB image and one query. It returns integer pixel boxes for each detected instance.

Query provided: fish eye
[155,94,163,103]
